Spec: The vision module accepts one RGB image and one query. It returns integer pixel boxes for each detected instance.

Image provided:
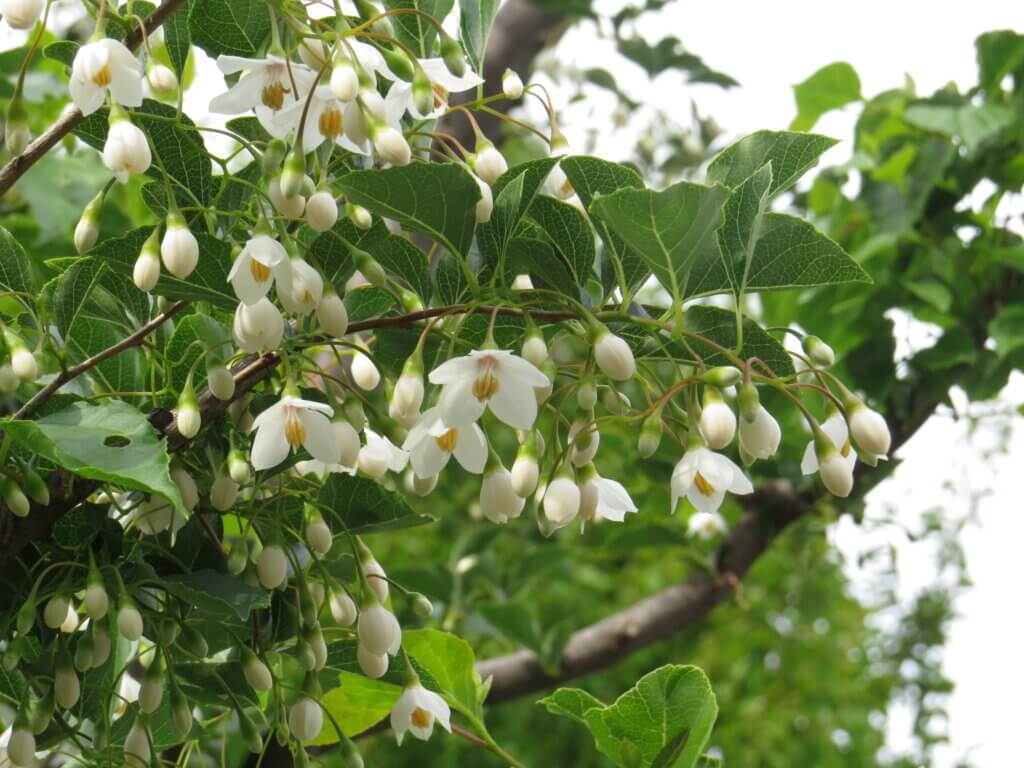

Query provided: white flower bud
[0,363,17,393]
[348,203,373,230]
[306,190,339,232]
[850,405,890,458]
[331,58,359,102]
[819,452,854,498]
[474,176,493,224]
[802,334,835,367]
[118,603,144,641]
[5,118,27,155]
[389,372,424,428]
[510,455,539,497]
[568,419,600,467]
[91,627,112,668]
[480,468,525,523]
[700,398,736,451]
[171,465,198,511]
[75,214,99,254]
[11,347,37,381]
[267,175,306,218]
[228,451,250,484]
[362,559,389,603]
[210,473,239,511]
[233,298,284,353]
[373,125,412,166]
[243,650,273,692]
[307,518,332,555]
[329,591,357,626]
[351,351,380,390]
[257,545,288,590]
[521,334,547,367]
[176,400,201,439]
[577,381,597,411]
[84,582,109,620]
[358,643,388,678]
[502,68,524,99]
[594,330,635,381]
[357,601,401,656]
[738,405,781,460]
[161,213,199,279]
[316,292,349,338]
[543,475,581,525]
[55,664,80,709]
[0,0,43,29]
[44,595,69,629]
[147,64,178,94]
[511,273,534,290]
[7,723,35,767]
[140,674,163,714]
[207,365,235,401]
[133,248,161,292]
[104,118,151,183]
[124,722,151,768]
[474,145,507,184]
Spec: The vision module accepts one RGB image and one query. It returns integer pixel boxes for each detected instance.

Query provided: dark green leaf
[388,0,454,58]
[316,475,435,535]
[188,0,271,57]
[459,0,500,71]
[163,4,191,78]
[162,570,270,619]
[43,40,78,69]
[529,195,596,286]
[0,226,35,296]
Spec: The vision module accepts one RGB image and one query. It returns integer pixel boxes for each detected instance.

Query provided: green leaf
[345,285,398,323]
[316,475,435,535]
[64,312,147,394]
[618,36,737,86]
[529,195,596,286]
[706,130,837,198]
[313,671,401,744]
[0,226,35,296]
[560,156,648,295]
[680,306,795,377]
[539,687,607,725]
[506,237,578,298]
[590,181,730,302]
[403,629,484,720]
[338,164,480,261]
[459,0,500,71]
[714,163,773,297]
[976,29,1024,94]
[43,40,78,69]
[2,401,186,514]
[388,0,455,58]
[54,257,109,338]
[161,570,270,620]
[904,102,1015,152]
[163,3,191,79]
[165,312,232,393]
[988,304,1024,358]
[790,62,862,131]
[434,249,470,304]
[188,0,271,57]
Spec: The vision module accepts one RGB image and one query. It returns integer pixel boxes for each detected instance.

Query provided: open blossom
[578,470,638,524]
[228,234,290,305]
[801,412,856,476]
[403,407,487,479]
[480,466,524,523]
[103,115,151,183]
[358,429,409,479]
[391,682,451,745]
[209,54,317,133]
[428,349,549,430]
[70,39,143,116]
[232,297,284,352]
[670,445,753,515]
[687,511,728,540]
[273,86,375,155]
[384,58,482,123]
[330,41,398,102]
[739,405,781,460]
[250,395,337,471]
[278,258,323,316]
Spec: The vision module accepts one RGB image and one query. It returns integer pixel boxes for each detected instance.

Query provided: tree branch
[0,0,191,198]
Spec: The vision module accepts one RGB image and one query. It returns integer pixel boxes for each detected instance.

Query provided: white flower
[384,58,482,123]
[70,39,143,116]
[207,365,235,400]
[251,395,337,471]
[543,475,581,525]
[544,162,574,200]
[209,54,317,135]
[228,234,289,305]
[103,117,151,183]
[358,643,389,678]
[1,0,42,30]
[475,175,493,224]
[11,346,37,381]
[800,413,856,476]
[403,407,487,479]
[480,467,525,523]
[134,247,160,291]
[670,446,753,515]
[362,558,389,602]
[428,349,549,430]
[279,258,323,316]
[288,697,323,742]
[849,404,890,460]
[391,682,452,745]
[232,297,284,352]
[473,144,508,185]
[210,473,239,511]
[352,351,381,391]
[330,591,357,626]
[568,418,600,467]
[357,429,409,479]
[268,174,306,218]
[84,582,109,620]
[306,190,339,232]
[700,397,736,450]
[687,511,728,540]
[594,330,635,381]
[739,405,781,460]
[579,473,637,524]
[316,292,349,337]
[147,64,178,94]
[273,85,374,155]
[358,600,401,656]
[510,454,539,497]
[502,68,524,100]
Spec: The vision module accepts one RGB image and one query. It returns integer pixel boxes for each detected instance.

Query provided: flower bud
[8,719,36,767]
[4,97,29,155]
[362,557,389,603]
[411,593,433,618]
[475,175,493,224]
[815,433,854,498]
[357,643,388,678]
[16,595,36,636]
[357,599,401,656]
[0,363,17,393]
[331,57,359,101]
[353,249,388,287]
[502,68,524,100]
[333,419,361,468]
[699,389,736,450]
[577,381,598,411]
[280,146,307,200]
[510,449,539,498]
[178,623,208,658]
[289,697,324,742]
[637,409,663,458]
[347,203,373,230]
[30,687,54,735]
[228,450,250,484]
[521,331,547,368]
[267,173,306,218]
[371,123,411,166]
[170,683,192,739]
[118,601,144,641]
[480,466,525,523]
[75,629,95,671]
[351,351,381,390]
[91,625,111,668]
[330,591,357,626]
[802,334,835,367]
[411,66,433,116]
[0,0,42,30]
[440,34,466,78]
[473,143,508,185]
[594,328,635,381]
[140,664,163,714]
[568,417,600,467]
[134,229,162,291]
[848,401,891,458]
[306,190,339,232]
[242,646,273,691]
[21,465,48,505]
[306,515,332,556]
[104,107,151,183]
[84,580,109,621]
[238,706,263,753]
[543,472,581,525]
[210,472,239,511]
[124,721,151,768]
[700,366,742,387]
[739,404,781,461]
[176,385,201,439]
[312,292,348,340]
[161,210,199,279]
[147,64,178,94]
[257,544,288,590]
[389,362,424,428]
[74,190,104,254]
[1,476,30,517]
[44,595,69,629]
[55,656,80,709]
[10,345,36,381]
[207,364,235,401]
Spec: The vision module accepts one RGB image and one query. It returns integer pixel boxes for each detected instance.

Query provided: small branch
[0,0,191,198]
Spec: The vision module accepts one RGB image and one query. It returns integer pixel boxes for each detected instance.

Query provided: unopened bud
[700,366,742,387]
[502,69,524,100]
[280,147,306,200]
[412,66,433,116]
[411,593,433,618]
[75,190,104,253]
[802,335,835,367]
[353,249,387,287]
[638,409,663,458]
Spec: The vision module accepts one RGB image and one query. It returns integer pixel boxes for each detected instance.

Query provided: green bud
[802,334,835,367]
[16,594,36,636]
[399,288,423,313]
[637,408,663,458]
[20,464,49,505]
[700,366,742,387]
[353,249,387,287]
[227,537,249,576]
[237,707,263,753]
[577,381,597,411]
[31,686,55,735]
[170,682,192,739]
[411,593,433,618]
[344,398,366,430]
[158,619,180,646]
[381,46,414,82]
[5,93,29,155]
[280,147,306,200]
[440,35,466,78]
[295,635,316,671]
[299,584,318,628]
[354,0,394,37]
[739,381,760,423]
[412,66,433,116]
[262,139,287,176]
[179,624,209,658]
[1,476,30,518]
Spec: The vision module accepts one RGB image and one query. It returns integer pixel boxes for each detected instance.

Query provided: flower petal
[497,354,550,388]
[427,354,476,384]
[452,424,487,474]
[299,410,338,464]
[410,440,449,479]
[439,377,487,428]
[252,417,290,470]
[487,375,538,430]
[70,78,105,117]
[209,72,265,114]
[109,69,143,108]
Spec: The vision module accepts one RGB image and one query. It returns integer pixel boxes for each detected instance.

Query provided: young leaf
[0,226,35,296]
[312,672,402,744]
[706,130,837,198]
[163,4,191,79]
[459,0,501,71]
[904,102,1015,152]
[790,62,862,131]
[403,629,484,720]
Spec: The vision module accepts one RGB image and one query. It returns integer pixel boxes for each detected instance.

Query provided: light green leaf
[312,672,401,744]
[714,163,773,297]
[161,570,270,620]
[345,285,398,323]
[387,0,455,58]
[975,29,1024,94]
[988,305,1024,358]
[316,475,435,535]
[539,687,607,725]
[338,164,480,260]
[188,0,271,57]
[403,629,484,720]
[904,102,1015,152]
[0,226,35,296]
[790,62,862,131]
[590,181,730,302]
[706,130,837,198]
[459,0,500,71]
[2,401,185,514]
[163,3,191,78]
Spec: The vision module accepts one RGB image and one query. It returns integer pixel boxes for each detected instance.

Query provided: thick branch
[0,0,190,198]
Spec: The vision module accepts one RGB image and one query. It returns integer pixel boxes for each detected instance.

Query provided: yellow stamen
[472,372,499,401]
[284,410,305,447]
[411,707,433,729]
[261,81,288,111]
[319,106,343,139]
[694,472,715,497]
[303,290,314,303]
[249,258,272,282]
[432,83,449,110]
[840,440,851,458]
[434,428,458,453]
[92,65,112,87]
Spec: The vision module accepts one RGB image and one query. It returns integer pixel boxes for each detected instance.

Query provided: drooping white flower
[147,64,178,94]
[578,470,637,524]
[473,143,508,185]
[288,696,323,742]
[502,68,524,100]
[391,682,452,745]
[161,212,199,279]
[479,466,525,523]
[568,418,600,467]
[390,369,425,428]
[738,405,781,461]
[384,58,482,123]
[428,349,549,430]
[103,114,151,183]
[228,233,290,305]
[357,428,409,480]
[670,445,753,515]
[273,85,374,154]
[403,407,487,479]
[278,257,323,316]
[687,511,728,540]
[232,297,284,352]
[351,351,381,390]
[800,413,856,476]
[848,402,891,462]
[0,0,42,30]
[250,394,337,471]
[70,39,143,116]
[257,543,289,589]
[543,474,581,526]
[209,54,317,135]
[358,599,401,656]
[317,292,349,337]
